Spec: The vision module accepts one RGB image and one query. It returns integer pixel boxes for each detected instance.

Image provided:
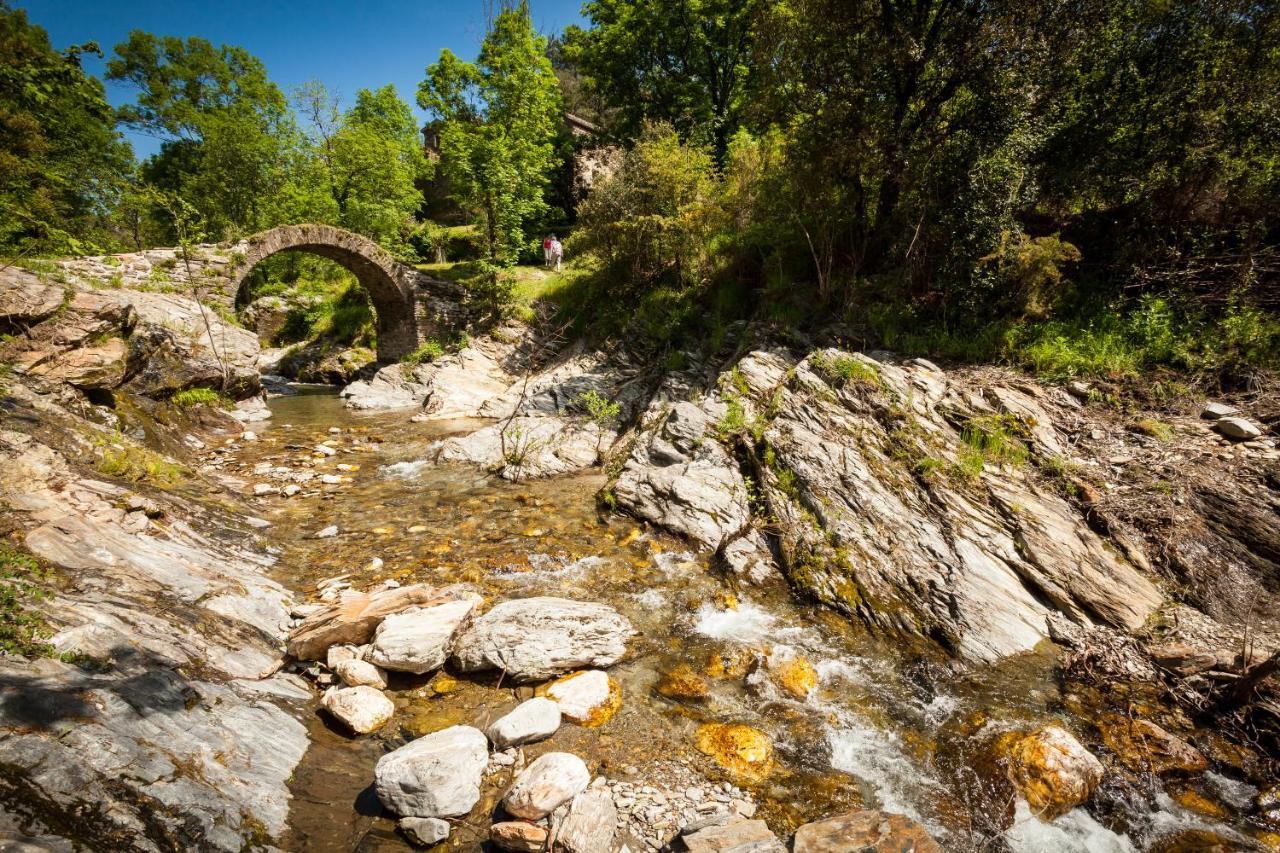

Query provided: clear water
[229,389,1263,851]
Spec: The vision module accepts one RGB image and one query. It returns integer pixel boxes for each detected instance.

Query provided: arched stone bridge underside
[229,224,421,361]
[55,224,469,363]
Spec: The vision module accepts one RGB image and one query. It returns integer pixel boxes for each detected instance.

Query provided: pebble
[314,444,337,456]
[314,524,339,538]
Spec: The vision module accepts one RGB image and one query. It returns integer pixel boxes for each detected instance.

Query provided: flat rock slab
[503,752,591,820]
[452,597,634,681]
[287,583,468,660]
[368,593,483,674]
[375,725,488,818]
[683,818,784,853]
[558,789,618,853]
[487,697,561,748]
[792,809,943,852]
[1215,416,1262,440]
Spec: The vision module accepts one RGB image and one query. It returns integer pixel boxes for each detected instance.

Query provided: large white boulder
[452,597,634,681]
[486,697,562,748]
[502,752,591,820]
[375,725,489,818]
[368,593,483,674]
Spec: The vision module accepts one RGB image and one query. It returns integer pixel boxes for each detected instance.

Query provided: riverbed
[223,388,1260,852]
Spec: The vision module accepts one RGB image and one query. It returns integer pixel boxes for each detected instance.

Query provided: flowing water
[230,388,1264,852]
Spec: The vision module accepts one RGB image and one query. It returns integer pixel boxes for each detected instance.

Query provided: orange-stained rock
[706,648,757,680]
[767,650,819,700]
[490,820,548,852]
[657,664,710,701]
[1170,787,1231,820]
[695,723,774,781]
[542,669,623,727]
[996,725,1104,820]
[1099,716,1208,776]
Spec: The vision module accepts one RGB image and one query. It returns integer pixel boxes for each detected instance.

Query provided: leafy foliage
[0,542,54,658]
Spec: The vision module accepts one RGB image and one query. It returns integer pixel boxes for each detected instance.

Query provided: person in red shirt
[542,235,553,268]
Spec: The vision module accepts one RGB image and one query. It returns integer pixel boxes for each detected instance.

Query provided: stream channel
[224,387,1259,852]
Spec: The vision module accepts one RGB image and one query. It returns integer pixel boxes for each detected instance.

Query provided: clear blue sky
[18,0,586,159]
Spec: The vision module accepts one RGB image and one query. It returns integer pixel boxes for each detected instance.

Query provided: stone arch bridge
[53,224,468,362]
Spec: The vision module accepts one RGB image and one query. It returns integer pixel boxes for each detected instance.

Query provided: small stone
[683,818,783,853]
[283,484,301,496]
[559,789,618,853]
[996,725,1103,820]
[399,816,449,846]
[765,648,818,700]
[656,664,710,701]
[314,444,337,456]
[253,483,279,496]
[487,697,562,748]
[503,752,591,820]
[490,821,548,852]
[320,474,343,485]
[314,524,339,538]
[335,658,387,689]
[326,644,359,668]
[1067,381,1092,399]
[321,686,394,735]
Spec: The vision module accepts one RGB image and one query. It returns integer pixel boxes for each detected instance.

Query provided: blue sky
[19,0,586,159]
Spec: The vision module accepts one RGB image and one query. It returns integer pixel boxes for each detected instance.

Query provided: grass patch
[716,396,748,440]
[171,387,229,408]
[401,332,470,368]
[1130,418,1175,441]
[0,542,55,658]
[954,413,1030,480]
[88,430,184,486]
[810,351,882,388]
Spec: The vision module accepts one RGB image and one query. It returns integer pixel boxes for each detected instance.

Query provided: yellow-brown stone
[769,654,819,700]
[995,725,1104,820]
[1099,716,1208,776]
[1170,787,1231,820]
[695,723,774,781]
[657,664,710,701]
[705,648,757,680]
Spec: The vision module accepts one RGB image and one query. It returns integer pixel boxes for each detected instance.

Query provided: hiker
[542,234,553,268]
[550,235,563,271]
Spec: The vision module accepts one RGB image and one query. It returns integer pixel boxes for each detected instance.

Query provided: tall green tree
[563,0,762,158]
[0,2,132,256]
[107,32,296,240]
[295,81,429,248]
[418,1,561,262]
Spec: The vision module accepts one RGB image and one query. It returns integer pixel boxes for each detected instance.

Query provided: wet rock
[1256,784,1280,830]
[792,809,943,852]
[683,817,783,852]
[503,752,591,820]
[765,648,818,700]
[287,583,472,660]
[543,669,623,727]
[399,816,450,846]
[656,663,710,701]
[1098,717,1208,776]
[487,697,562,748]
[1215,417,1262,440]
[334,658,387,689]
[375,725,489,818]
[452,597,635,681]
[694,724,774,782]
[490,821,549,852]
[1149,829,1244,852]
[321,685,394,734]
[368,593,483,674]
[558,788,618,853]
[314,524,339,538]
[997,725,1104,820]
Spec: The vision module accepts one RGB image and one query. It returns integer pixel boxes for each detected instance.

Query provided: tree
[295,81,429,248]
[563,0,763,158]
[107,32,295,240]
[418,1,561,263]
[0,2,132,256]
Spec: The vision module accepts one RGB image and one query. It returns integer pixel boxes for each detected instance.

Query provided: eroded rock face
[614,348,1164,662]
[452,597,635,681]
[367,593,483,674]
[792,809,943,852]
[502,752,591,820]
[374,725,489,818]
[997,725,1104,820]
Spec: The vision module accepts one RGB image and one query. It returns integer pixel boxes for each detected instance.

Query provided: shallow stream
[227,388,1264,852]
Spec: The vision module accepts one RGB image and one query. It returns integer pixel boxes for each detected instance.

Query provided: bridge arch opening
[228,225,418,362]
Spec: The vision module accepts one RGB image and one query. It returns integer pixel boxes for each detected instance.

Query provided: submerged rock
[399,816,450,846]
[683,817,784,852]
[792,809,943,852]
[656,663,711,701]
[695,723,774,781]
[997,725,1104,820]
[367,593,483,674]
[487,697,562,748]
[502,751,591,820]
[374,725,489,818]
[321,685,394,734]
[1098,717,1208,776]
[452,597,634,681]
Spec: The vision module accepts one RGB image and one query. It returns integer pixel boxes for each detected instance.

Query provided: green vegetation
[0,542,54,658]
[400,332,469,368]
[957,415,1030,478]
[810,352,881,389]
[88,430,184,486]
[171,387,228,408]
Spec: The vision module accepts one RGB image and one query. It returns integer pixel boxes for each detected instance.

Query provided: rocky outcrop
[341,331,518,412]
[0,393,309,850]
[1,268,261,401]
[611,348,1165,661]
[451,597,635,681]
